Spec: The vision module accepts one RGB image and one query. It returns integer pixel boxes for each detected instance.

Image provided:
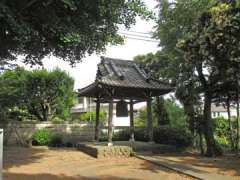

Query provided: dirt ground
[152,152,240,178]
[3,147,193,180]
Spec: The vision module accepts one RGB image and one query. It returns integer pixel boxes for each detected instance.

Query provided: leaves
[0,0,150,65]
[0,68,75,121]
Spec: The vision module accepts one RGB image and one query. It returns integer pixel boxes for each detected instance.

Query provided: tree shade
[0,0,151,65]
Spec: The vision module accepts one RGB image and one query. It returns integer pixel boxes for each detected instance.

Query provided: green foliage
[51,117,65,124]
[134,109,147,127]
[134,98,188,130]
[0,67,76,122]
[32,129,51,146]
[213,117,233,148]
[154,126,193,148]
[153,97,169,126]
[77,111,107,123]
[164,99,188,129]
[0,0,151,65]
[49,134,63,147]
[99,127,192,148]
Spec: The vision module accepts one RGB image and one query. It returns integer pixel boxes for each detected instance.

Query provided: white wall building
[211,104,237,119]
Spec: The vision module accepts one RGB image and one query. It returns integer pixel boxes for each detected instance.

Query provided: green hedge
[99,127,193,148]
[153,126,193,148]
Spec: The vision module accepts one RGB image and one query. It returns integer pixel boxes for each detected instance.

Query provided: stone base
[77,142,133,158]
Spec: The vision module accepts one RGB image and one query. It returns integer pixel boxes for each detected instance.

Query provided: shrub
[153,126,193,148]
[113,130,130,141]
[99,126,193,148]
[134,128,148,141]
[32,129,51,146]
[49,134,63,147]
[51,117,65,124]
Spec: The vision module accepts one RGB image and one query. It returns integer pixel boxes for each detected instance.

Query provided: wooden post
[108,99,113,146]
[147,97,153,142]
[129,100,135,141]
[0,129,3,180]
[95,98,100,141]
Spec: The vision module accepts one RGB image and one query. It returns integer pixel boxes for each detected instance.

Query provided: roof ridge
[100,56,138,64]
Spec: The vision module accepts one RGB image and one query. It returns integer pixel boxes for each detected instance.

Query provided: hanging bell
[116,100,128,117]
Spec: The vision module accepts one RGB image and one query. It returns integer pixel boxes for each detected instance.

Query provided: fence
[0,122,95,146]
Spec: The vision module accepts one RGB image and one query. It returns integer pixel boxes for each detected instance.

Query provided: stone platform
[77,141,133,158]
[77,141,176,158]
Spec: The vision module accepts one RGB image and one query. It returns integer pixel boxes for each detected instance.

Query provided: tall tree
[24,68,75,121]
[179,1,240,156]
[0,0,151,65]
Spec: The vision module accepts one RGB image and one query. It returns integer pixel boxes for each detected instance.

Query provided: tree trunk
[199,131,204,155]
[184,104,195,134]
[226,96,234,150]
[203,92,222,157]
[147,97,153,142]
[236,88,240,151]
[42,107,48,121]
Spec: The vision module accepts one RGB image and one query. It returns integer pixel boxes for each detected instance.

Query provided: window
[213,112,216,117]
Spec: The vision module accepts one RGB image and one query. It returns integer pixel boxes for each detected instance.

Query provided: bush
[32,129,51,146]
[49,134,63,147]
[99,127,193,148]
[51,117,65,124]
[134,128,148,141]
[113,130,130,141]
[153,126,193,148]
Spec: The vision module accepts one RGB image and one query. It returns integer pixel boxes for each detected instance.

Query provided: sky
[22,0,160,90]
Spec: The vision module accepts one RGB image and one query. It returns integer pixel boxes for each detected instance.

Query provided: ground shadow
[3,146,48,170]
[4,172,140,180]
[143,152,240,177]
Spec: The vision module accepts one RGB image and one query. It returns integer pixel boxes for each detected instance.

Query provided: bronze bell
[116,100,128,117]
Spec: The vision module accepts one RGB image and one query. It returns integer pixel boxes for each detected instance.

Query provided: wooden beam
[129,100,135,141]
[95,98,100,141]
[108,99,114,146]
[147,97,153,142]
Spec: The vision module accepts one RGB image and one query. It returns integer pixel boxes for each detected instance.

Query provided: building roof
[78,57,173,100]
[211,104,227,112]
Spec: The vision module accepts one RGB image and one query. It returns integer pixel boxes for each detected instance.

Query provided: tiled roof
[97,57,171,90]
[78,57,173,98]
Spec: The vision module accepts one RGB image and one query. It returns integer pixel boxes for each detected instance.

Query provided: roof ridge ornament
[109,62,124,80]
[133,63,150,82]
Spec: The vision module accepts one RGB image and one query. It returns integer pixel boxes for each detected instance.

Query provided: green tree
[0,67,26,121]
[135,0,220,156]
[178,1,240,155]
[0,0,151,65]
[153,97,169,126]
[0,67,75,121]
[24,68,75,121]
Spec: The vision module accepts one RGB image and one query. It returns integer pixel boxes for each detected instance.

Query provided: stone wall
[0,122,95,146]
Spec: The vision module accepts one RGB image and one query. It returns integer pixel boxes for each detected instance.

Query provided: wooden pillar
[108,99,114,146]
[147,97,153,142]
[95,98,100,141]
[129,100,135,141]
